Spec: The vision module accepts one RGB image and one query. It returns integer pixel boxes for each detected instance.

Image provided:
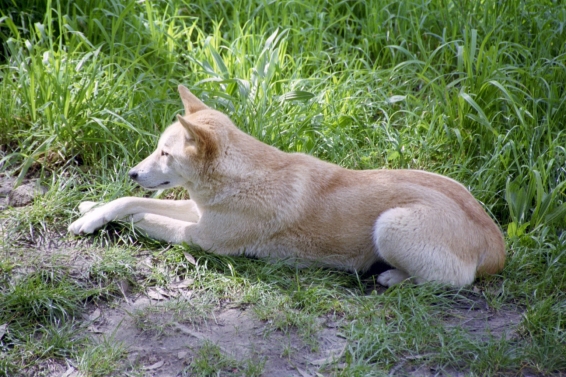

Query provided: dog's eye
[161,150,169,157]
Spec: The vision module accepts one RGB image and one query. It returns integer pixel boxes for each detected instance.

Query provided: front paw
[68,217,86,235]
[68,211,108,235]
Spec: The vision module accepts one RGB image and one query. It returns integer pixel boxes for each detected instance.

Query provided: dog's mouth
[146,181,170,189]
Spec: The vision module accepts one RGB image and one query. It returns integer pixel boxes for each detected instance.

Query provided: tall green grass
[1,0,565,375]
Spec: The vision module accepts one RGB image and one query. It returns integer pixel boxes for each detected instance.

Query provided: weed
[184,341,264,377]
[75,336,126,377]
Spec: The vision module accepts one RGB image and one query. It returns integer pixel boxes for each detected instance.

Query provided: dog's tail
[476,225,506,275]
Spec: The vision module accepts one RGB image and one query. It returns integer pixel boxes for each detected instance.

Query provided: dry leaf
[169,279,195,289]
[183,252,196,265]
[61,367,81,377]
[296,368,312,377]
[155,287,169,296]
[87,325,104,334]
[167,290,179,298]
[143,360,164,370]
[147,288,166,300]
[88,309,101,321]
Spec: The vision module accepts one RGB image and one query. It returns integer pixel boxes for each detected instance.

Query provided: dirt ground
[86,300,348,376]
[0,178,524,376]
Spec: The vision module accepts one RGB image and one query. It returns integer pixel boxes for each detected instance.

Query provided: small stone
[7,182,48,207]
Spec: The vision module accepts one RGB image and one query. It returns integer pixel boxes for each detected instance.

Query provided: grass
[1,0,565,375]
[184,341,265,377]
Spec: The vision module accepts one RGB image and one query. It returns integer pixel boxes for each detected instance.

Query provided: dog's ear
[177,115,202,142]
[177,115,218,159]
[178,85,208,114]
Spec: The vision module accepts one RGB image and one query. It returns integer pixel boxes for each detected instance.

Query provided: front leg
[68,197,200,235]
[131,213,211,247]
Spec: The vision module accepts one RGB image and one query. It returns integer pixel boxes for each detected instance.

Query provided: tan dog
[69,85,505,287]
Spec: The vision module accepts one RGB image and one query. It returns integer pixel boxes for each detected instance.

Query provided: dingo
[69,85,505,287]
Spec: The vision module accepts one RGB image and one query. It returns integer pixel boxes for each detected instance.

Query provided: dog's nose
[128,170,138,180]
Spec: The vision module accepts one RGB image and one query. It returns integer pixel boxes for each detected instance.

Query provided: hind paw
[377,269,410,287]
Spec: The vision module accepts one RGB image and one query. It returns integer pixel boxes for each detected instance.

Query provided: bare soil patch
[85,298,347,377]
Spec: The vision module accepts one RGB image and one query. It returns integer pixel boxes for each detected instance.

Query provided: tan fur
[69,85,506,287]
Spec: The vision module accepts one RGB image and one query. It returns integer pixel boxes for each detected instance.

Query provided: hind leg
[373,206,477,287]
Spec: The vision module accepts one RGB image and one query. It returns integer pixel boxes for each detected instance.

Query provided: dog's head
[128,85,230,190]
